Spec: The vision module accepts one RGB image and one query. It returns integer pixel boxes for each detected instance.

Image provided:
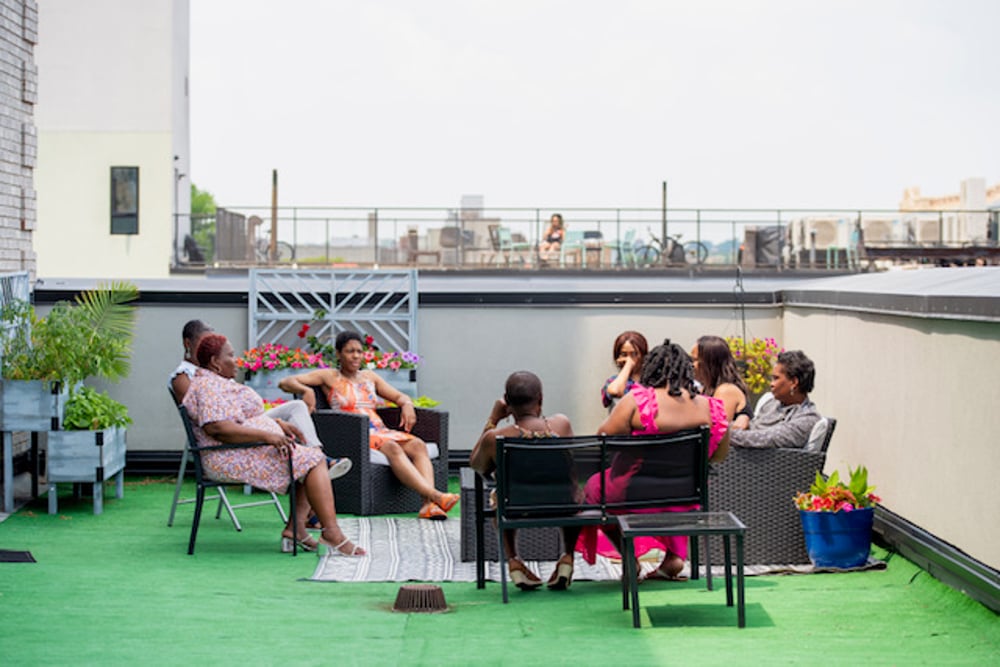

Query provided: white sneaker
[327,457,352,480]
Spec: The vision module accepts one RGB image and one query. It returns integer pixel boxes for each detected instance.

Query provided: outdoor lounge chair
[307,386,449,515]
[700,394,837,565]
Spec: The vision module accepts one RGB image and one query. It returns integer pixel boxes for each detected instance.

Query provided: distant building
[0,1,39,277]
[899,177,997,244]
[33,0,190,279]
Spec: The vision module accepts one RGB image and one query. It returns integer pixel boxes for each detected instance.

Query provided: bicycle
[248,216,295,263]
[254,235,295,263]
[634,226,709,267]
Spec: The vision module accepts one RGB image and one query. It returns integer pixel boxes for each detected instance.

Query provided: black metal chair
[174,402,298,555]
[491,428,715,603]
[166,388,286,533]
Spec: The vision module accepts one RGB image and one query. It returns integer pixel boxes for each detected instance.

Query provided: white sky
[190,0,1000,212]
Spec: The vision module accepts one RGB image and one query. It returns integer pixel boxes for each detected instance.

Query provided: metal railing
[173,205,1000,271]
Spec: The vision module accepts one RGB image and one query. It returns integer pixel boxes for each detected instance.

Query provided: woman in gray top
[729,350,821,449]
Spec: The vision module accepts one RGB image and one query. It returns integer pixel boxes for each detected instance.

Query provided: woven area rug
[308,517,886,583]
[309,517,622,583]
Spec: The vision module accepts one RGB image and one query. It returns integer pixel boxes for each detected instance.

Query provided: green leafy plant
[62,386,131,430]
[726,336,782,395]
[794,466,881,512]
[0,281,138,384]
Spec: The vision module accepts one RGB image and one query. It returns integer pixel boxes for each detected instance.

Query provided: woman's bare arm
[596,393,638,435]
[277,368,333,412]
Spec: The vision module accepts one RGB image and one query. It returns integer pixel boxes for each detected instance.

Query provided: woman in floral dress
[279,331,459,520]
[183,333,364,556]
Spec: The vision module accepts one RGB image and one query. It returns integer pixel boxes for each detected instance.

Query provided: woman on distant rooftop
[539,213,565,263]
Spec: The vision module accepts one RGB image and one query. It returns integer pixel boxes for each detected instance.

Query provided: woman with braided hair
[577,339,730,581]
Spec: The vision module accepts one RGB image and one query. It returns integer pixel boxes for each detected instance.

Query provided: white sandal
[318,535,365,557]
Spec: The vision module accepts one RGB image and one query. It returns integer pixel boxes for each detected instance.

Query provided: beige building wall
[35,132,174,278]
[33,0,189,279]
[784,306,1000,568]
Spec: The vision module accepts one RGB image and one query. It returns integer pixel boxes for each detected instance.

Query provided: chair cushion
[370,442,440,467]
[804,418,829,453]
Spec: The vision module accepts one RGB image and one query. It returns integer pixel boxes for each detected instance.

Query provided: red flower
[298,323,310,338]
[365,335,374,346]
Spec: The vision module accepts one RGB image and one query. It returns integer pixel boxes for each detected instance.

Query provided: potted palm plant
[0,282,139,513]
[794,466,881,568]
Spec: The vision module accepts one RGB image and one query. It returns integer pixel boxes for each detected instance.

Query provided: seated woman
[168,319,213,401]
[278,331,459,521]
[601,330,648,411]
[691,335,753,428]
[183,333,364,556]
[538,213,565,263]
[168,320,351,480]
[470,371,579,591]
[729,350,820,449]
[579,339,730,581]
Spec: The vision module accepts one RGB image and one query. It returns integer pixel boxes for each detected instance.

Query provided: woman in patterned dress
[279,331,459,521]
[183,333,364,556]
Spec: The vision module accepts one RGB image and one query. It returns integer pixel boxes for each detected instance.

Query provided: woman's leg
[301,463,365,555]
[379,440,443,502]
[399,437,436,490]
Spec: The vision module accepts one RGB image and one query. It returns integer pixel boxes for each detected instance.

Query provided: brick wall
[0,0,36,278]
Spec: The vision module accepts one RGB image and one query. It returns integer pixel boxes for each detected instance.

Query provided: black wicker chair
[700,416,836,565]
[306,386,449,515]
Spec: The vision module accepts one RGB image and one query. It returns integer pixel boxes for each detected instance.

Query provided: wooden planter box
[46,426,126,515]
[0,379,67,431]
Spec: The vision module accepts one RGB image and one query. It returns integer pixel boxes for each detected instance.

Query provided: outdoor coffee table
[618,511,747,629]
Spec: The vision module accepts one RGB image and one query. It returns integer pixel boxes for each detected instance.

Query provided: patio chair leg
[188,485,205,555]
[216,486,242,531]
[167,447,190,527]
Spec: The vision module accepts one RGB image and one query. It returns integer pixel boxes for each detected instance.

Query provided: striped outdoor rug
[308,517,886,583]
[308,517,621,583]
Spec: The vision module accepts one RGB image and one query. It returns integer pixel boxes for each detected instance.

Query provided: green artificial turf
[0,477,997,666]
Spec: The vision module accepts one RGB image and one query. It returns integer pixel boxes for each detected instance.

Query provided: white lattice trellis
[248,269,418,356]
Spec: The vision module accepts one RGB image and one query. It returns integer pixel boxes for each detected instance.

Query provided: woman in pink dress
[578,339,730,580]
[183,333,364,557]
[279,331,459,521]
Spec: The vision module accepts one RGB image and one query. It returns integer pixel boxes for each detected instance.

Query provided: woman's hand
[263,430,296,457]
[275,418,306,444]
[398,402,417,432]
[489,399,511,426]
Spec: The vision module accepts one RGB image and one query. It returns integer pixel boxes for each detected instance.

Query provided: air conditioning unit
[860,219,896,244]
[914,218,943,243]
[793,218,849,250]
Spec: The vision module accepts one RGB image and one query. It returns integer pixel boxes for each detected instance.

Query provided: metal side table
[618,511,747,629]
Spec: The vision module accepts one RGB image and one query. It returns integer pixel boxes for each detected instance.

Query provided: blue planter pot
[799,507,874,568]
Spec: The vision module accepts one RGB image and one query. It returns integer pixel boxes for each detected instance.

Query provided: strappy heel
[318,534,366,557]
[508,558,543,591]
[547,554,575,590]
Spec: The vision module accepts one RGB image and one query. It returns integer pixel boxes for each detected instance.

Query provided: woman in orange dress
[279,331,459,520]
